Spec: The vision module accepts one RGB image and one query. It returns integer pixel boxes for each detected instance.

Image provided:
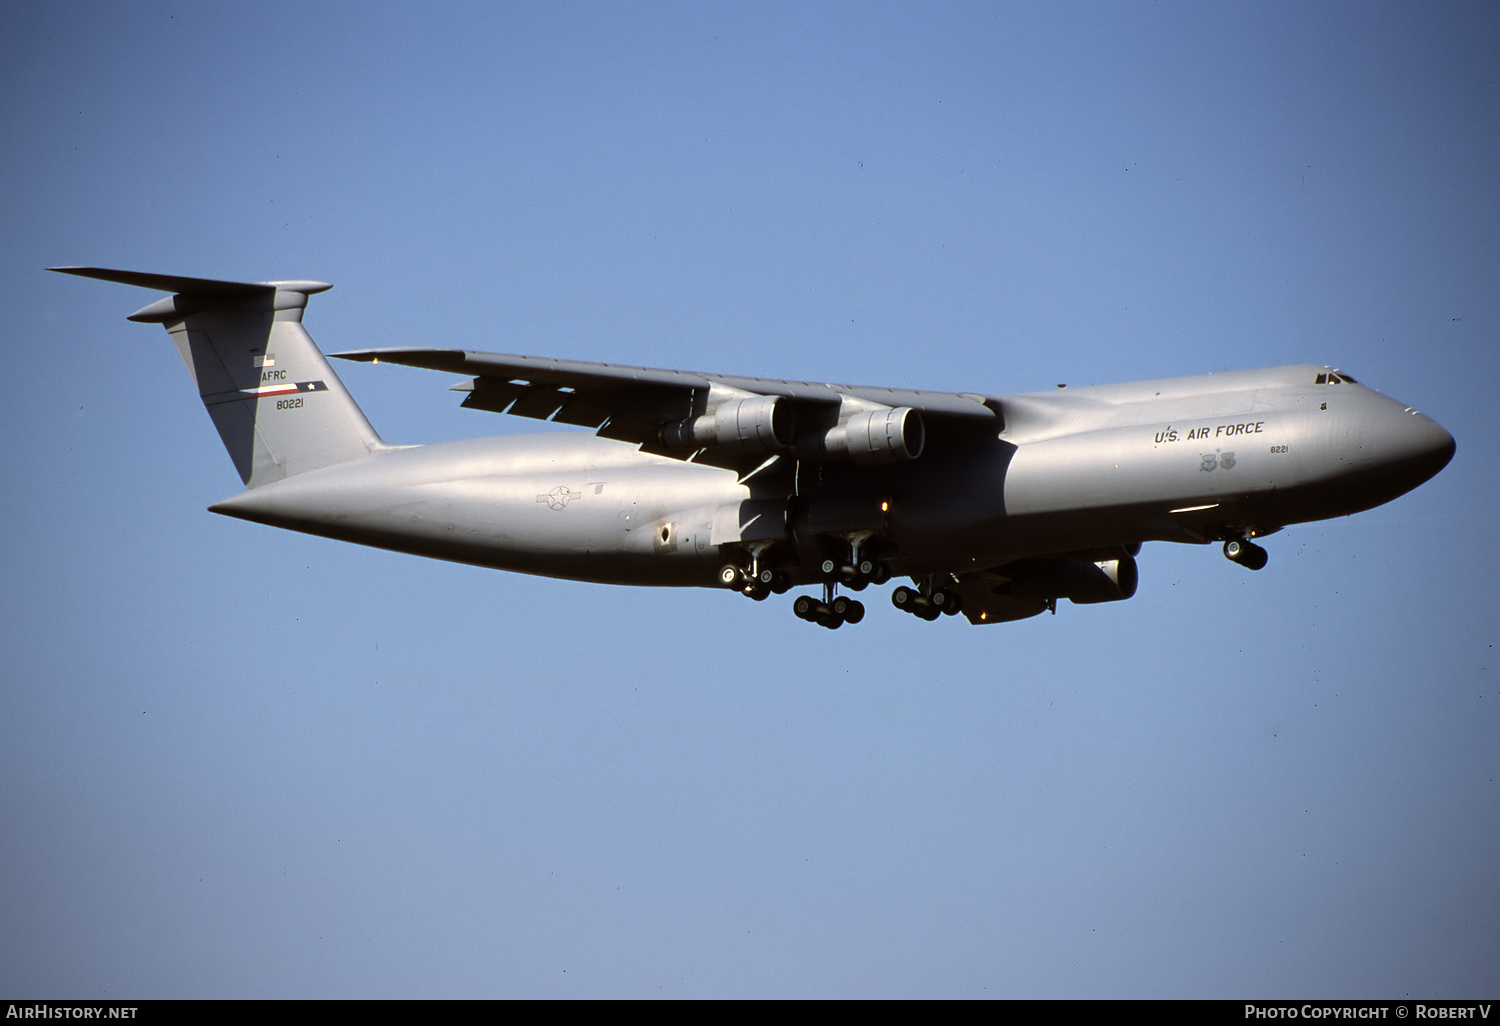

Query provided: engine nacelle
[661,395,793,452]
[817,407,925,464]
[1006,556,1139,605]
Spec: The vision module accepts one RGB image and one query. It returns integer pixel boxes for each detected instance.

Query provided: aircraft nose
[1375,404,1455,489]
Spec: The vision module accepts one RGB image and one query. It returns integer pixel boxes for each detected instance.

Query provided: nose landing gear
[1223,538,1268,570]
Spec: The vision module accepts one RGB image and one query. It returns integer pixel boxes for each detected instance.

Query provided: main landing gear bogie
[890,584,962,621]
[726,541,957,629]
[789,573,964,630]
[793,593,865,629]
[817,557,890,591]
[719,561,791,601]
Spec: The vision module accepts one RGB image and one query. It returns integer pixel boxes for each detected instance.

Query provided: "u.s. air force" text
[1155,421,1267,444]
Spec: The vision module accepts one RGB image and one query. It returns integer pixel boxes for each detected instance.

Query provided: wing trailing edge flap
[339,348,704,443]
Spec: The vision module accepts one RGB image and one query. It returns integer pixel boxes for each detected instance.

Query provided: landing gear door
[710,499,788,546]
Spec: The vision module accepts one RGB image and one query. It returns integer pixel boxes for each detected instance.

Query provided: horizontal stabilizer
[48,266,278,297]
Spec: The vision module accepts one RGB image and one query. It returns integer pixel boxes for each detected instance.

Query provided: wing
[331,347,1001,466]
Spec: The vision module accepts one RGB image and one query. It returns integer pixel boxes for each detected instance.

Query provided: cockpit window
[1315,371,1358,385]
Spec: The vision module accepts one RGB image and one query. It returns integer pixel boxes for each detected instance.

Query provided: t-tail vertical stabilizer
[50,267,387,488]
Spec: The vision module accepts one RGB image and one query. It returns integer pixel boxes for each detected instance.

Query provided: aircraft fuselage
[210,364,1453,588]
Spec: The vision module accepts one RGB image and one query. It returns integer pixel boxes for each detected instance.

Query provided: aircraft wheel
[870,563,892,586]
[933,588,962,615]
[818,613,843,630]
[918,604,941,622]
[1223,539,1268,571]
[770,571,792,595]
[842,599,865,625]
[891,586,916,610]
[793,595,818,620]
[719,564,743,588]
[743,583,769,601]
[820,558,838,579]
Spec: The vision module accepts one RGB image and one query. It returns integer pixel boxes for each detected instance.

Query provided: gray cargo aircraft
[54,267,1454,628]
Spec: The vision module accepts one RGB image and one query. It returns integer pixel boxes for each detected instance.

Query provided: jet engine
[815,407,925,464]
[661,395,793,452]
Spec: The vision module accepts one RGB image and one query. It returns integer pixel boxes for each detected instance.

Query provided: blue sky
[2,1,1496,998]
